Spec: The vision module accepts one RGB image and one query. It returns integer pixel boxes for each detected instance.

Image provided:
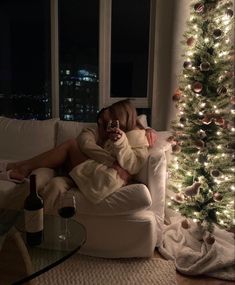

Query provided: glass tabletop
[0,208,86,285]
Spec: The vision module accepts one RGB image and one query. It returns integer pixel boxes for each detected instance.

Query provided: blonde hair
[109,99,137,132]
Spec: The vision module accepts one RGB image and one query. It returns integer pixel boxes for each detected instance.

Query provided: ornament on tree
[175,193,185,203]
[183,61,192,69]
[186,36,195,47]
[193,82,203,93]
[181,219,190,229]
[184,182,201,197]
[172,89,181,101]
[230,96,235,105]
[179,117,186,124]
[213,192,223,202]
[200,62,210,72]
[202,116,213,125]
[206,234,215,245]
[197,129,206,139]
[213,29,223,39]
[226,9,233,18]
[217,86,227,95]
[194,2,204,13]
[207,47,214,56]
[195,139,205,149]
[167,135,176,144]
[210,169,221,177]
[172,144,181,153]
[215,117,225,126]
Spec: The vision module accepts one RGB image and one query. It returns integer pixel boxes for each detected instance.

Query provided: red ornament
[200,62,210,71]
[202,116,213,125]
[215,117,225,126]
[172,89,181,101]
[217,86,227,95]
[181,219,190,229]
[194,3,204,13]
[193,82,203,93]
[195,140,205,149]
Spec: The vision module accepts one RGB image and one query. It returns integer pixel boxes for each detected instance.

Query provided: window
[0,0,51,119]
[111,0,150,99]
[58,0,99,122]
[0,0,156,124]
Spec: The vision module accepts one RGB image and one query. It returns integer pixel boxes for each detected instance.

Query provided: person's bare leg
[7,139,87,180]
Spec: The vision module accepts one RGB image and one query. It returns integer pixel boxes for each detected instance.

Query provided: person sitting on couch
[0,99,156,203]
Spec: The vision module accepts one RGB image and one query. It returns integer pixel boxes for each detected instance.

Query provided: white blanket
[159,217,235,281]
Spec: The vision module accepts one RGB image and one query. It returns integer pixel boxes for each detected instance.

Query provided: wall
[153,0,190,130]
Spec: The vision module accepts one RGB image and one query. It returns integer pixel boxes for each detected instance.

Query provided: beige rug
[34,254,177,285]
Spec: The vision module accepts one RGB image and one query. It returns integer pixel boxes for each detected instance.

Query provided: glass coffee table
[0,208,86,285]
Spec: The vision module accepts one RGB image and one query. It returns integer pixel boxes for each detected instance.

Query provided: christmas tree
[168,0,235,235]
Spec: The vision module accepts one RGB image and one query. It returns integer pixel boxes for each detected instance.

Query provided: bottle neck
[30,174,37,195]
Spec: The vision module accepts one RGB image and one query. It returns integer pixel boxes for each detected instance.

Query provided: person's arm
[108,129,149,175]
[77,127,115,166]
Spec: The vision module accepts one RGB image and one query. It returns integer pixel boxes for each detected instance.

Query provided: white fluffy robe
[159,217,235,281]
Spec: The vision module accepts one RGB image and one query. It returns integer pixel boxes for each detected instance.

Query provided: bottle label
[24,209,43,233]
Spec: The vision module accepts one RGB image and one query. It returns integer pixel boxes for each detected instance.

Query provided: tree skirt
[34,254,177,285]
[159,217,235,281]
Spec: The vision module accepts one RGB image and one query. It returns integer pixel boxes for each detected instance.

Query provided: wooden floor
[154,249,234,285]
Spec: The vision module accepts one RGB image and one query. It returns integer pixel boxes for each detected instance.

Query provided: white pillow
[0,117,59,160]
[56,121,96,146]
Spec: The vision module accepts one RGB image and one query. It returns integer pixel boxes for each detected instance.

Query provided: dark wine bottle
[24,174,44,246]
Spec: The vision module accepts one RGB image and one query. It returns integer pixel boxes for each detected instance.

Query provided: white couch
[0,116,171,258]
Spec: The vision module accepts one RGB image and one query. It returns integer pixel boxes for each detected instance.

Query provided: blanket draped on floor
[159,217,235,281]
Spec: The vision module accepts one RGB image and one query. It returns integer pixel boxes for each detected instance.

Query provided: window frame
[51,0,158,125]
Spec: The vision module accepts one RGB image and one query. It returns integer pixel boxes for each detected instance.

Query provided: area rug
[34,254,177,285]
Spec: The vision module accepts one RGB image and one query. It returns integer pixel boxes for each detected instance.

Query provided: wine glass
[58,191,76,240]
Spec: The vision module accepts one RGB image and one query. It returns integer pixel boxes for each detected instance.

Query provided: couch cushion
[56,114,148,146]
[56,121,96,146]
[74,183,152,216]
[0,117,59,161]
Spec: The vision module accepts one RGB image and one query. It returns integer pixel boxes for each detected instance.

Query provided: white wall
[153,0,190,130]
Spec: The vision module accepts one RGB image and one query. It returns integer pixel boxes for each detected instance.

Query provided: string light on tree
[167,0,235,240]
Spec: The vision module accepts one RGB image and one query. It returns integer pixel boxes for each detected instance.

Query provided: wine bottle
[24,174,44,246]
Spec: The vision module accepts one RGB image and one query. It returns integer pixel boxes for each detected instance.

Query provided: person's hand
[145,128,157,147]
[112,162,131,184]
[107,128,123,141]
